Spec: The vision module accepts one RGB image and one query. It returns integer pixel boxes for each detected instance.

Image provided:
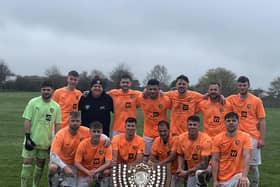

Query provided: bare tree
[269,76,280,99]
[143,64,171,90]
[109,63,134,88]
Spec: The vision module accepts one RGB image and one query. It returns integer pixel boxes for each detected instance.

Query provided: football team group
[20,70,265,187]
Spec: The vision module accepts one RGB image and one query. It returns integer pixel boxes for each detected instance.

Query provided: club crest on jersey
[99,150,104,155]
[130,94,134,99]
[196,145,201,150]
[85,105,90,110]
[235,140,240,145]
[158,104,163,109]
[132,145,138,150]
[247,104,251,109]
[50,108,54,113]
[219,108,224,113]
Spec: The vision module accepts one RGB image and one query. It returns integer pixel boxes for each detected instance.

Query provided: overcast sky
[0,0,279,89]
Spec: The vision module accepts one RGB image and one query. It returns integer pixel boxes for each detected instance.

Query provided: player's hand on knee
[63,166,74,176]
[25,133,36,151]
[237,176,250,187]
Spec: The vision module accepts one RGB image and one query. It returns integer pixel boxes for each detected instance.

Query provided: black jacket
[78,91,113,136]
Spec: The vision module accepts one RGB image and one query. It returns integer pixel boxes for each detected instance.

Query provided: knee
[48,163,59,174]
[36,159,45,168]
[23,158,33,165]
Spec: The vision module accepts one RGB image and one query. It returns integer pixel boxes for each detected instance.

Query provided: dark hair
[176,75,189,83]
[69,111,81,118]
[41,79,54,88]
[147,79,160,86]
[224,112,239,120]
[158,120,170,129]
[187,115,200,123]
[68,70,79,77]
[209,82,221,87]
[90,121,103,130]
[237,76,250,85]
[121,74,132,81]
[125,117,137,124]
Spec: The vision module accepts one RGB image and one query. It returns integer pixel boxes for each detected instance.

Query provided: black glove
[25,133,36,151]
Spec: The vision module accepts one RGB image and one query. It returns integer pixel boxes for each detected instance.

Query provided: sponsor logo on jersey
[241,111,247,118]
[99,150,104,155]
[182,104,189,110]
[213,116,220,123]
[192,153,199,160]
[153,112,160,117]
[46,114,52,121]
[93,158,100,164]
[128,153,134,160]
[125,102,132,108]
[230,150,238,157]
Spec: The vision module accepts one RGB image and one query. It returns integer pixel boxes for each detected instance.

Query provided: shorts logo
[247,104,251,109]
[50,108,54,113]
[235,140,240,145]
[241,111,247,118]
[132,145,138,150]
[192,153,198,160]
[153,112,160,117]
[182,104,189,111]
[213,116,220,123]
[230,150,238,157]
[46,114,52,121]
[85,105,90,110]
[99,150,104,155]
[125,102,132,108]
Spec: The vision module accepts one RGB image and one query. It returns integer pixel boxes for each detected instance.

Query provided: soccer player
[48,111,90,186]
[137,79,171,160]
[53,70,82,129]
[112,117,144,164]
[212,112,252,187]
[176,115,212,187]
[227,76,266,187]
[165,75,203,136]
[78,77,114,136]
[107,74,141,136]
[20,80,61,187]
[197,82,233,139]
[75,121,112,187]
[149,120,179,187]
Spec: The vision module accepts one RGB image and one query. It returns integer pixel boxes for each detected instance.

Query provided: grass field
[0,92,279,187]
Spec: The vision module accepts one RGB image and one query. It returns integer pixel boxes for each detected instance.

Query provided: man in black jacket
[78,77,114,136]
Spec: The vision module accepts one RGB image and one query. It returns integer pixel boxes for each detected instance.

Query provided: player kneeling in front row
[48,111,90,187]
[176,115,212,187]
[212,112,252,187]
[74,121,112,187]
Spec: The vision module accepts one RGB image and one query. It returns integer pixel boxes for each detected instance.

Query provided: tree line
[1,60,280,107]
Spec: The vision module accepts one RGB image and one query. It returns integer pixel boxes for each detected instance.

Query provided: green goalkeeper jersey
[22,96,61,149]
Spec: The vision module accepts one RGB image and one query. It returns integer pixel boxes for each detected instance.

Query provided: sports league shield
[112,163,171,187]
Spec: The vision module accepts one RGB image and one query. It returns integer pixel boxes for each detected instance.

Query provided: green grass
[0,92,279,186]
